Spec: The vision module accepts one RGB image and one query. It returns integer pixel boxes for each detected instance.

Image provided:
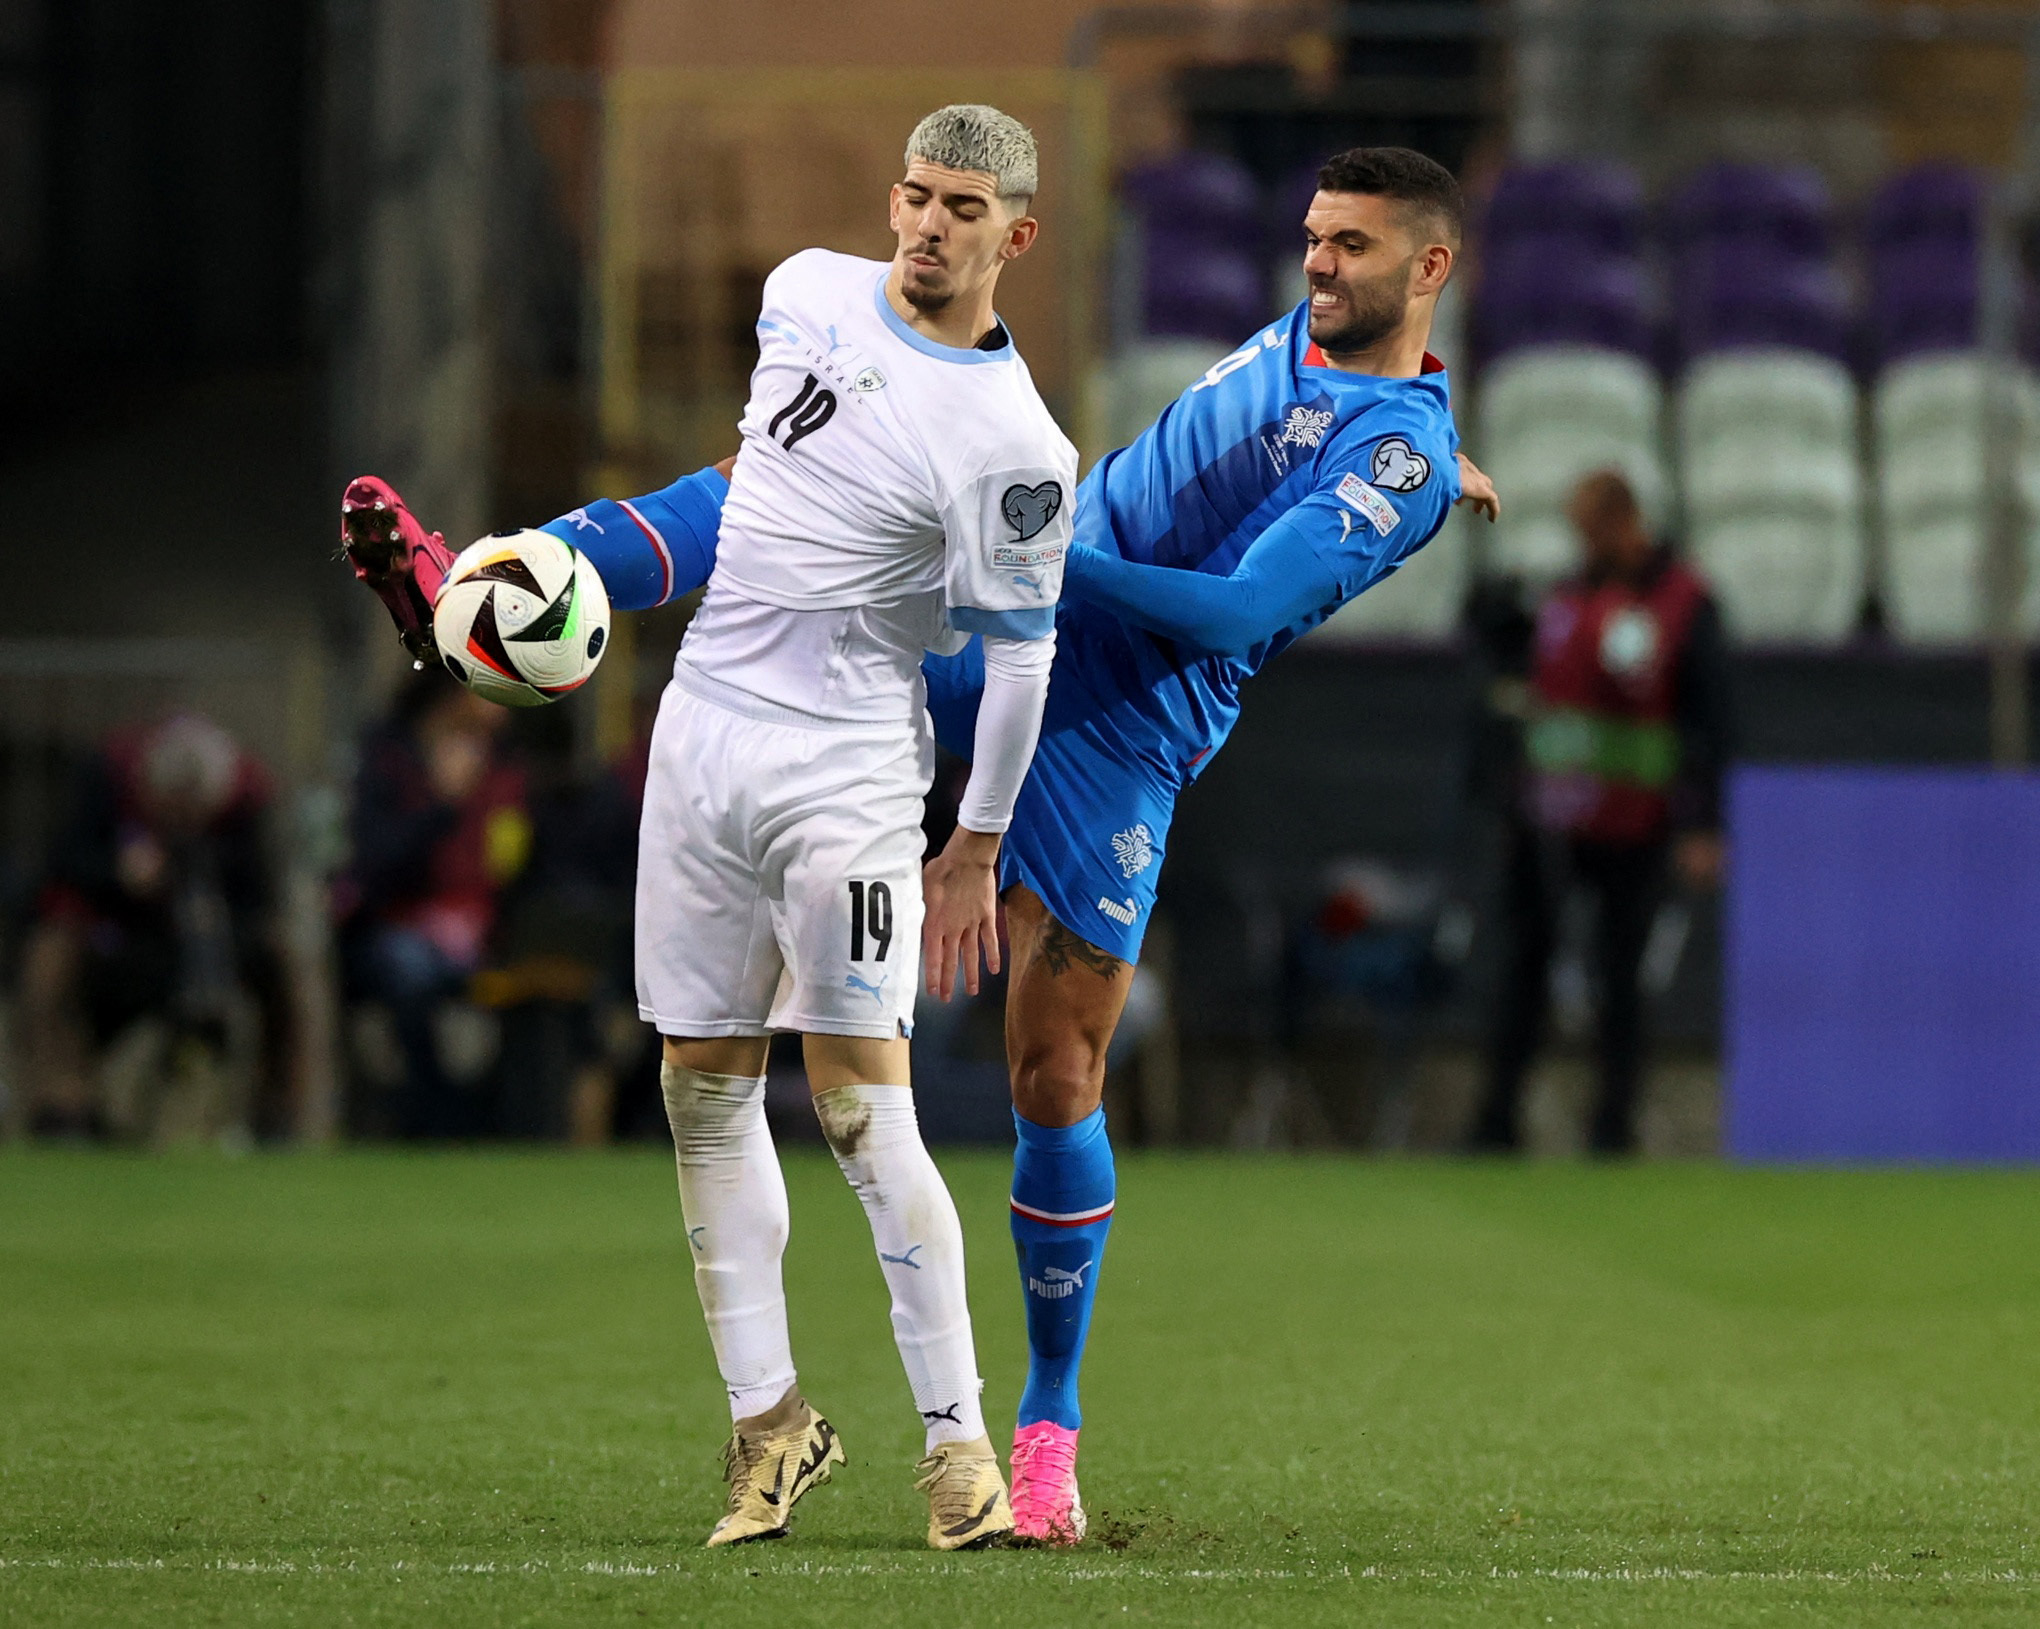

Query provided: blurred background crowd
[5,0,2040,1156]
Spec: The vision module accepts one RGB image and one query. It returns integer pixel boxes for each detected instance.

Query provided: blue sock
[1009,1107,1115,1431]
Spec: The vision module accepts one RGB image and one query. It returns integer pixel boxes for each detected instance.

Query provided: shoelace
[1008,1431,1077,1519]
[718,1431,772,1508]
[912,1446,991,1519]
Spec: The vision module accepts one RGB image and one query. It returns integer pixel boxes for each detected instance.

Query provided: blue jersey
[1055,303,1460,782]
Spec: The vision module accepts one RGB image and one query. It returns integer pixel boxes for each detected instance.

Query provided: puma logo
[1027,1259,1094,1299]
[880,1244,924,1270]
[920,1403,962,1424]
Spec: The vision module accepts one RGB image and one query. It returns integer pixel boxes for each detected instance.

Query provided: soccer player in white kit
[637,106,1073,1549]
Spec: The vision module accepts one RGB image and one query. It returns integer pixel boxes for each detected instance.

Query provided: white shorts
[635,667,930,1040]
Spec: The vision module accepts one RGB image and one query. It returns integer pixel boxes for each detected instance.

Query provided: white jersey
[679,249,1074,722]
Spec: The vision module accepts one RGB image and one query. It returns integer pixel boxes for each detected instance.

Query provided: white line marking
[3,1556,2038,1585]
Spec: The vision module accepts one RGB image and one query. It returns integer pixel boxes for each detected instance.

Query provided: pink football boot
[1009,1420,1086,1545]
[339,476,458,666]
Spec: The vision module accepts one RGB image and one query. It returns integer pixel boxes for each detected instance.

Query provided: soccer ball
[432,530,612,708]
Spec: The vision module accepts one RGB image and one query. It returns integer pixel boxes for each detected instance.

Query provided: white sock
[661,1063,797,1423]
[813,1084,987,1449]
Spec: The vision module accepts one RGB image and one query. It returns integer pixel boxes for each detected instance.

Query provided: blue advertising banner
[1727,766,2040,1161]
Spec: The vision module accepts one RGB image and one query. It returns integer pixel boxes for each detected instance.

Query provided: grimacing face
[889,158,1036,315]
[1299,190,1451,355]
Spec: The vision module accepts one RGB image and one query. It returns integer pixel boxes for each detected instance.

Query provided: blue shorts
[925,644,1178,964]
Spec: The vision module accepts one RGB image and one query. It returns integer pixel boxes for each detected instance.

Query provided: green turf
[2,1149,2037,1627]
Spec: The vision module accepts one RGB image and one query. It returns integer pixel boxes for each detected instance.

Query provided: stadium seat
[1269,158,1326,255]
[1874,352,2040,642]
[1140,239,1266,343]
[1475,345,1668,583]
[1478,241,1654,363]
[1673,241,1851,364]
[1870,239,1982,365]
[1857,165,2040,370]
[1678,350,1864,643]
[1121,151,1263,247]
[1483,161,1645,257]
[1100,339,1231,450]
[1663,161,1834,260]
[1121,152,1269,342]
[1865,163,1986,256]
[1314,506,1469,642]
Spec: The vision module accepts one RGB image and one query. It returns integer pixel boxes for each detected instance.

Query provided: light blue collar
[873,273,1013,365]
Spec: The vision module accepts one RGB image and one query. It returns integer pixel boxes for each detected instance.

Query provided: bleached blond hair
[904,104,1038,206]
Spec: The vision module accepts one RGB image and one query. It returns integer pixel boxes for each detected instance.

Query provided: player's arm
[1062,435,1457,656]
[537,456,735,610]
[1062,514,1342,656]
[922,464,1070,1001]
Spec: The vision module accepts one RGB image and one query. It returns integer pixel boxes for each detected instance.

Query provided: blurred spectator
[1469,471,1732,1155]
[16,713,282,1143]
[473,708,647,1143]
[337,672,530,1137]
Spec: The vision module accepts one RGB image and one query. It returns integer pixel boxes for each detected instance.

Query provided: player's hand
[1455,453,1501,522]
[922,826,1003,1000]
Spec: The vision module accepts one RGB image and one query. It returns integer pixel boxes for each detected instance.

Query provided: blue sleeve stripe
[950,604,1055,640]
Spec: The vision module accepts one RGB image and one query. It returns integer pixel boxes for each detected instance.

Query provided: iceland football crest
[1111,822,1155,879]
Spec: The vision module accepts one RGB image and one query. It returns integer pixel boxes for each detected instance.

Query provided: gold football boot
[705,1390,845,1547]
[913,1435,1015,1551]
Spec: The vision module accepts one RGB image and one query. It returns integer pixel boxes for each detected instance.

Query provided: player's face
[889,160,1038,314]
[1299,191,1452,356]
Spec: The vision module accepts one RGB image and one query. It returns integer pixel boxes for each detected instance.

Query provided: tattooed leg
[1001,885,1127,1463]
[1001,884,1135,1127]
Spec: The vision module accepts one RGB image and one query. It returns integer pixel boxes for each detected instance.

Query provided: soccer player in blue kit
[342,144,1493,1545]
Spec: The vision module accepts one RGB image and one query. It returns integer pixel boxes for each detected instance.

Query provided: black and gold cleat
[913,1436,1015,1551]
[706,1391,845,1548]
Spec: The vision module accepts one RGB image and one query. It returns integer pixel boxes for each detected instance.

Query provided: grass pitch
[2,1148,2037,1627]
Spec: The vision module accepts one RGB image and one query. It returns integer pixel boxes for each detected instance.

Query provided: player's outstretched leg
[338,476,458,665]
[662,1059,843,1546]
[813,1077,1014,1551]
[1002,888,1134,1546]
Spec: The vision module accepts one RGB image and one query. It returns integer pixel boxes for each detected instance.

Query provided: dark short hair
[1315,146,1463,247]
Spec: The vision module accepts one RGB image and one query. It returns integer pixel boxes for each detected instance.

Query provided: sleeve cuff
[950,604,1055,640]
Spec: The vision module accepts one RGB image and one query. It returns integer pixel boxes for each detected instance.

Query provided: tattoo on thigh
[1037,917,1128,980]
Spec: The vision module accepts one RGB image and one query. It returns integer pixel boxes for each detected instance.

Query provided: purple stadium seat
[1122,151,1262,248]
[1269,159,1328,253]
[1674,241,1850,362]
[1142,242,1266,343]
[1664,162,1834,259]
[1483,161,1645,255]
[1870,238,1979,362]
[1866,163,1987,252]
[1479,239,1652,361]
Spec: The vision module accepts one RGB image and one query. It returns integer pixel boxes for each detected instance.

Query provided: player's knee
[659,1061,764,1135]
[1009,1038,1107,1125]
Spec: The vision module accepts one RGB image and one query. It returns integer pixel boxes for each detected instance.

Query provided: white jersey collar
[872,272,1014,365]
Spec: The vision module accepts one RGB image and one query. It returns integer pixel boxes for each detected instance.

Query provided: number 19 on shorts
[847,880,893,962]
